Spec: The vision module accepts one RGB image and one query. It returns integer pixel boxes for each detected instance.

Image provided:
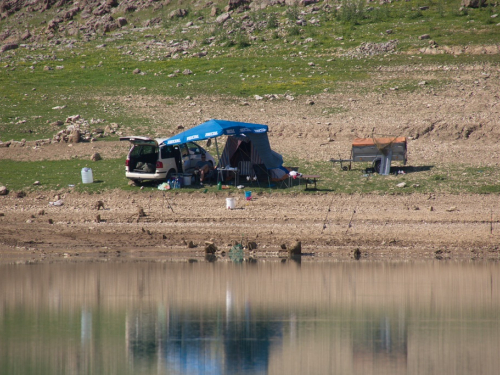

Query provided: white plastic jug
[226,197,235,210]
[81,168,93,184]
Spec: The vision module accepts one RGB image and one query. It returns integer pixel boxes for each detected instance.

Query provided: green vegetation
[2,158,499,196]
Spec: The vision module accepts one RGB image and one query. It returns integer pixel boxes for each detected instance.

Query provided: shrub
[267,13,278,29]
[338,0,366,24]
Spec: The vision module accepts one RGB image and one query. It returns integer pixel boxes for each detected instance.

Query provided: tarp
[163,119,268,145]
[163,119,283,170]
[352,137,407,147]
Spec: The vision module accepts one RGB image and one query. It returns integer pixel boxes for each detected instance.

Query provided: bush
[338,0,366,24]
[288,26,301,36]
[267,13,278,29]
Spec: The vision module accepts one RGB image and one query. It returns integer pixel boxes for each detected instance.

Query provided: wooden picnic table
[298,174,321,190]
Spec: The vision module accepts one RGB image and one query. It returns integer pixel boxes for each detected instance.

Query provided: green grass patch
[0,156,499,196]
[0,158,127,193]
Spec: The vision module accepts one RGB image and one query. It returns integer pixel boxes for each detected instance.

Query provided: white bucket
[226,197,235,210]
[81,168,93,184]
[183,174,192,186]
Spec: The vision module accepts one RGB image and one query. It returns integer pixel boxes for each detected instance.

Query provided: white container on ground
[183,174,192,186]
[81,168,93,184]
[226,197,235,210]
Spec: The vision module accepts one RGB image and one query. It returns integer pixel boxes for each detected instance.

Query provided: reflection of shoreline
[1,262,498,314]
[1,262,499,375]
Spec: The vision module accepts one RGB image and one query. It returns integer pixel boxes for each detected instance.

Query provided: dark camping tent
[162,119,287,181]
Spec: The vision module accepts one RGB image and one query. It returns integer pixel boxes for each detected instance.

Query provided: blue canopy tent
[162,119,284,171]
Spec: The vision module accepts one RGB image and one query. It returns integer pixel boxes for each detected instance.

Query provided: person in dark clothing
[195,153,213,184]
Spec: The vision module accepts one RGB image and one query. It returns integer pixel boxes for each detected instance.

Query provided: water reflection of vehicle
[126,306,282,375]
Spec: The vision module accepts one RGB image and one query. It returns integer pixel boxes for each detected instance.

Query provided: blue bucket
[245,191,252,200]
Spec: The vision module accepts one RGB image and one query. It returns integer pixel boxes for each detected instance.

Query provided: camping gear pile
[163,119,289,186]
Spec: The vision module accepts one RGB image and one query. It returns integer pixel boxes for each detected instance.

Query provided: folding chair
[253,164,273,188]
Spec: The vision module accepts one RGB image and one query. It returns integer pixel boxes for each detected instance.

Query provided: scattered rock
[68,129,81,143]
[117,17,127,27]
[21,30,31,41]
[91,152,102,161]
[187,240,196,248]
[133,68,141,74]
[216,12,231,24]
[205,241,217,254]
[288,241,301,255]
[95,201,105,210]
[0,186,9,195]
[247,241,257,250]
[210,6,219,17]
[353,248,361,260]
[345,40,398,58]
[396,182,406,188]
[169,9,188,19]
[461,0,487,8]
[137,207,146,217]
[16,191,26,198]
[0,43,18,53]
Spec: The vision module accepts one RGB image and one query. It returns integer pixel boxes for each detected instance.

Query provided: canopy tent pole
[215,137,221,166]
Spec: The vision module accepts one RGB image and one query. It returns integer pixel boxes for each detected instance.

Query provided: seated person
[195,153,214,184]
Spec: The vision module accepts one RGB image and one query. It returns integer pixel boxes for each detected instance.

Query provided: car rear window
[130,145,157,157]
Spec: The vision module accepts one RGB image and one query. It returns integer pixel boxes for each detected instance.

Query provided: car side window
[180,144,190,157]
[187,142,201,155]
[160,145,175,159]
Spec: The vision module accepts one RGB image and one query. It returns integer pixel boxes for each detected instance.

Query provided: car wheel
[166,169,176,180]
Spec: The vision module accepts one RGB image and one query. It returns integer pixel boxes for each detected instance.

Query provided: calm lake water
[1,260,499,375]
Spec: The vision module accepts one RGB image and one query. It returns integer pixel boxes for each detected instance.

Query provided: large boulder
[68,129,81,143]
[169,8,188,19]
[0,42,18,53]
[0,186,8,196]
[216,12,231,24]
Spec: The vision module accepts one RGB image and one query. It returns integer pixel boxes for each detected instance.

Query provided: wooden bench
[299,175,321,190]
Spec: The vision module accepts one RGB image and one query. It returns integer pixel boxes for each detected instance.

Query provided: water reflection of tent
[163,119,288,181]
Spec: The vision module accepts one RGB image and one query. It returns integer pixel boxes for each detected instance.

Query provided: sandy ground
[0,189,499,264]
[1,63,500,263]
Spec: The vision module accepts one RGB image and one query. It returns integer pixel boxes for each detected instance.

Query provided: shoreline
[1,190,499,264]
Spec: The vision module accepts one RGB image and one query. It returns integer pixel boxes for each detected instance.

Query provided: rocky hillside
[0,0,300,45]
